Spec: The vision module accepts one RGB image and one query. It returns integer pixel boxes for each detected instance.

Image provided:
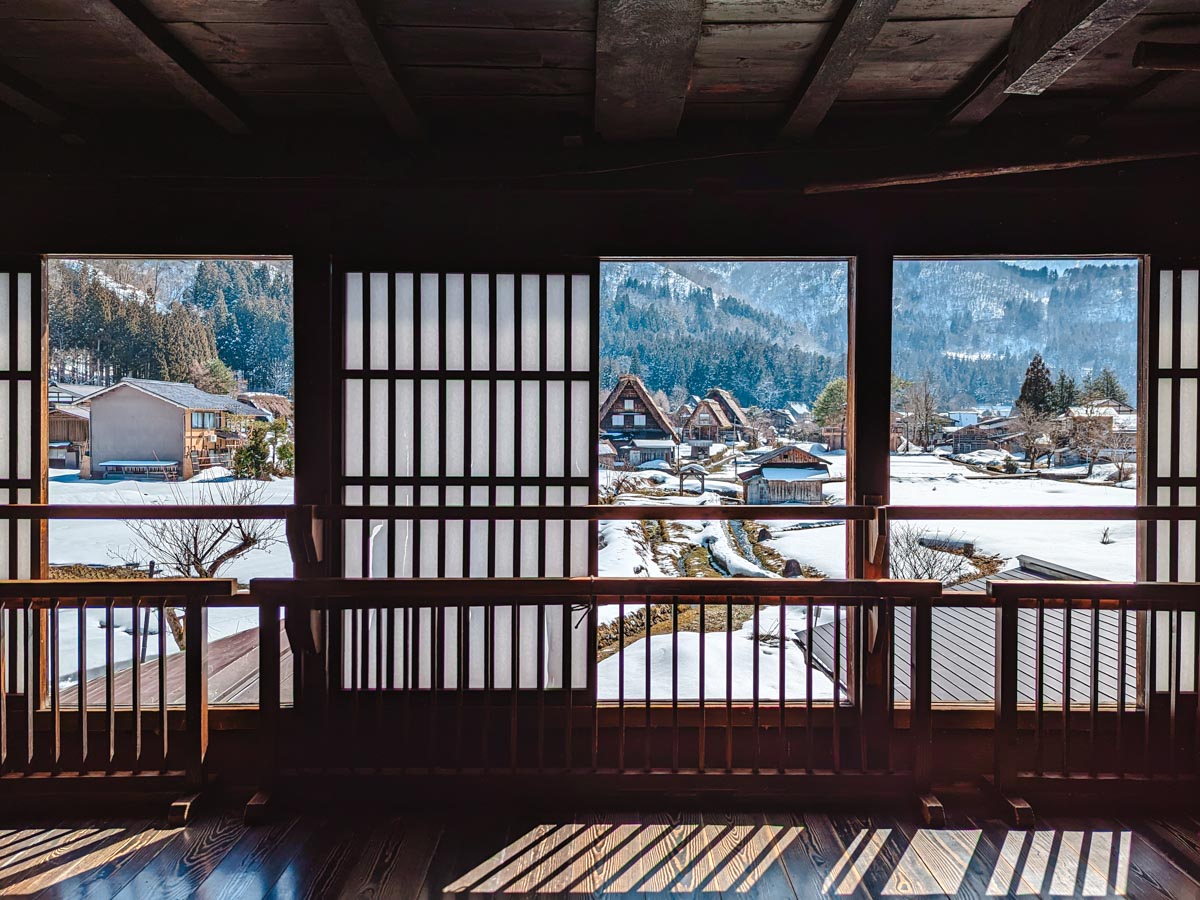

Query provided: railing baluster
[911,595,933,796]
[159,600,168,774]
[752,602,760,773]
[1117,597,1126,778]
[1170,606,1181,779]
[994,592,1018,795]
[1089,596,1099,778]
[670,598,679,773]
[778,597,786,774]
[105,598,114,774]
[832,601,841,774]
[698,596,705,773]
[258,598,280,796]
[132,600,141,775]
[185,595,207,791]
[563,598,572,772]
[1145,605,1156,778]
[618,596,625,772]
[376,604,384,771]
[1035,597,1044,776]
[77,603,87,775]
[725,595,733,773]
[456,600,466,772]
[24,599,33,775]
[806,597,813,774]
[644,596,651,773]
[536,601,545,774]
[1061,597,1071,777]
[483,603,492,772]
[509,604,518,773]
[50,599,60,775]
[0,601,7,775]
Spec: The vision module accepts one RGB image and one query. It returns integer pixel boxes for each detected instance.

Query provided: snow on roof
[598,440,617,456]
[751,466,831,482]
[50,405,90,419]
[50,382,104,398]
[98,459,180,467]
[89,378,266,418]
[631,439,677,449]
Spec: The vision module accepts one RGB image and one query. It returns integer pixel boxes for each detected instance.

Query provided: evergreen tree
[1050,371,1079,415]
[1017,353,1054,414]
[1082,367,1129,405]
[812,377,848,427]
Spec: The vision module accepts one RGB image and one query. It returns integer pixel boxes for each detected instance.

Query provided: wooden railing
[0,579,236,820]
[248,578,942,812]
[992,581,1200,801]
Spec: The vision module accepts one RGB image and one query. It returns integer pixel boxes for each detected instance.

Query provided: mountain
[600,259,1137,409]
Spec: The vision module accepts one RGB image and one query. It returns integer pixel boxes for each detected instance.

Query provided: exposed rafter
[83,0,249,133]
[595,0,704,142]
[316,0,424,141]
[0,61,68,128]
[779,0,901,142]
[1005,0,1153,96]
[940,51,1009,136]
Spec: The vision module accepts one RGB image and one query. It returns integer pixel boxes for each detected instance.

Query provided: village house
[598,374,679,468]
[681,397,734,449]
[47,381,103,407]
[87,377,268,480]
[738,444,832,505]
[705,387,757,446]
[47,405,89,469]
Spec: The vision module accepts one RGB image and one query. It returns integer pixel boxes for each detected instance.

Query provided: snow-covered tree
[1017,353,1054,415]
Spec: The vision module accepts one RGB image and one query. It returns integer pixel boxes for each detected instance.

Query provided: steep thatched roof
[239,392,293,420]
[599,374,679,441]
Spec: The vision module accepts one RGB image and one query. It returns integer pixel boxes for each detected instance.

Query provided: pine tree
[1082,367,1129,405]
[1050,371,1079,415]
[1017,353,1054,414]
[812,377,847,427]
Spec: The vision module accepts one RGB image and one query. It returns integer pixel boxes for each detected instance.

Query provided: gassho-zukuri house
[738,444,833,504]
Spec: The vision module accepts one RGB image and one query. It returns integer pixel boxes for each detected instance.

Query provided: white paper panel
[368,272,389,370]
[394,273,414,369]
[420,273,439,370]
[368,380,389,477]
[1159,269,1174,369]
[1157,380,1173,477]
[0,387,8,480]
[470,274,490,370]
[571,380,590,477]
[520,274,540,370]
[445,380,465,477]
[445,274,465,370]
[1182,271,1199,369]
[16,274,30,372]
[16,381,29,480]
[495,274,516,371]
[545,380,565,477]
[470,381,490,475]
[445,520,464,577]
[520,380,540,476]
[1179,487,1197,582]
[1180,379,1197,478]
[495,381,515,477]
[1155,611,1171,692]
[394,380,414,477]
[571,274,590,372]
[343,380,363,478]
[344,273,364,369]
[546,275,566,371]
[420,380,440,477]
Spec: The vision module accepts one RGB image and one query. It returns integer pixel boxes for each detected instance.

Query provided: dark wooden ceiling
[0,0,1197,183]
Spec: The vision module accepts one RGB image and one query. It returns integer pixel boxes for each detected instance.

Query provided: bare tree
[888,524,976,584]
[125,478,284,579]
[904,377,941,450]
[1011,401,1057,469]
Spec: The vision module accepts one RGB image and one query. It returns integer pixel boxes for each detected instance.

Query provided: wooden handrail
[990,580,1200,604]
[0,578,237,599]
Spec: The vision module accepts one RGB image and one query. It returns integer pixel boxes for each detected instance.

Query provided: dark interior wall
[0,155,1197,260]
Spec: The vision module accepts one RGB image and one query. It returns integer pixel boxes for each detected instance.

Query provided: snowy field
[47,468,293,688]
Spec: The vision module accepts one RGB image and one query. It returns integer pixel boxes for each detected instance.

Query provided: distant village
[600,368,1137,506]
[48,377,293,481]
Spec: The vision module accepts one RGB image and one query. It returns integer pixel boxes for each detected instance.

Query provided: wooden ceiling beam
[316,0,423,141]
[1134,42,1200,72]
[940,50,1009,136]
[1005,0,1153,96]
[779,0,901,142]
[83,0,249,133]
[595,0,704,142]
[0,61,68,128]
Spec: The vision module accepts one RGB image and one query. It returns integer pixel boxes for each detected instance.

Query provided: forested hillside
[600,259,1136,408]
[48,258,294,395]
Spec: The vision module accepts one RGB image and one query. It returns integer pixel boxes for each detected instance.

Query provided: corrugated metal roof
[91,378,265,418]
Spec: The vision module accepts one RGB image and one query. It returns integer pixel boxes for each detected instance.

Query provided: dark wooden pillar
[288,252,336,710]
[849,248,893,768]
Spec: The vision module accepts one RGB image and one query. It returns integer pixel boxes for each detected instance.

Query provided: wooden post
[184,597,208,789]
[849,249,893,769]
[248,597,281,824]
[994,593,1020,793]
[290,253,336,713]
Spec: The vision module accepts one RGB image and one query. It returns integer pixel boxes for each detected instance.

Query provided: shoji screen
[337,269,596,690]
[0,262,44,698]
[1146,262,1200,691]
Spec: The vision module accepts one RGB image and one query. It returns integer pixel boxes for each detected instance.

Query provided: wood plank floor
[0,806,1198,898]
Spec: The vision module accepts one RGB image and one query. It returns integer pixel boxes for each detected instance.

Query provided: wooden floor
[1,805,1199,898]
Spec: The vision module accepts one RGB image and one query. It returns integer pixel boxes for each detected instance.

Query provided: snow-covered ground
[597,608,837,701]
[47,469,293,687]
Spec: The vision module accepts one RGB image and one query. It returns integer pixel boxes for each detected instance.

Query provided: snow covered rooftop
[97,459,180,467]
[742,466,830,482]
[631,439,678,449]
[89,378,266,418]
